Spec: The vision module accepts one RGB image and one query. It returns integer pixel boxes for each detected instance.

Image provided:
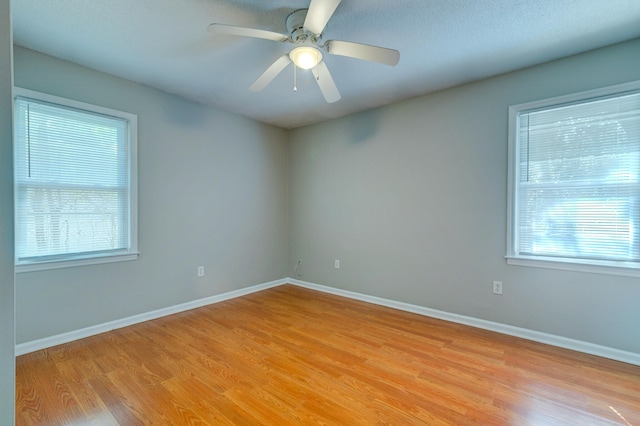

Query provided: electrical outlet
[197,266,205,277]
[334,259,340,269]
[493,280,503,295]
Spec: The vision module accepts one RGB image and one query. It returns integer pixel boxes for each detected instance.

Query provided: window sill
[505,255,640,278]
[16,252,140,273]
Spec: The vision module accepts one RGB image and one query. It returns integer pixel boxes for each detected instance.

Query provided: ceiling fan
[207,0,400,103]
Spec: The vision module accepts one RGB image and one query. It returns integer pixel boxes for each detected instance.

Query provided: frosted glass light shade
[290,46,322,70]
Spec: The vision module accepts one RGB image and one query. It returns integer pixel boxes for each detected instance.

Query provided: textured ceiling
[12,0,640,129]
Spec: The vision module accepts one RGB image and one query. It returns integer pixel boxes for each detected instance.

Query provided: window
[507,81,640,276]
[14,88,138,271]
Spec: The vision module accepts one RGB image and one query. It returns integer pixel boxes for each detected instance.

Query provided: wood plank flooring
[16,284,640,425]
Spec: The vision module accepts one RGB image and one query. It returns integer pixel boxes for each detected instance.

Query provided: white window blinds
[514,90,640,264]
[14,94,134,265]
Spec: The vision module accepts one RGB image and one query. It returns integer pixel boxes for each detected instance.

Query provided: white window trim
[506,80,640,278]
[13,87,139,273]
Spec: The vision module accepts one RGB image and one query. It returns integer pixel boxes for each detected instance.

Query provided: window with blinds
[14,89,138,270]
[507,82,640,275]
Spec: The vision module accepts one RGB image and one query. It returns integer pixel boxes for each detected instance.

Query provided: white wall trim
[17,277,640,366]
[289,278,640,367]
[15,278,287,356]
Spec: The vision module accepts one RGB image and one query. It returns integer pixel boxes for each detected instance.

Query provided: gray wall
[0,0,14,423]
[289,38,640,354]
[14,47,289,343]
[13,37,640,357]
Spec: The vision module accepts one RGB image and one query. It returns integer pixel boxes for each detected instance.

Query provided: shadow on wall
[160,94,209,128]
[346,109,379,145]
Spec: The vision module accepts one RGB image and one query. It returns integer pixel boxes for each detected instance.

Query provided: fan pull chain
[293,65,298,92]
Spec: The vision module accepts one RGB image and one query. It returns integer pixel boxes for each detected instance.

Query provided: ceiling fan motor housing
[286,9,320,43]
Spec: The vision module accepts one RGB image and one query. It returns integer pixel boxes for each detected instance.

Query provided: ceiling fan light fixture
[290,46,322,70]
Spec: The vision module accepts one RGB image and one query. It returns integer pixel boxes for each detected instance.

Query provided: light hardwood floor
[16,284,640,425]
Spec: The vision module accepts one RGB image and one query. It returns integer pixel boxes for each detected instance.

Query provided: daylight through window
[507,82,640,275]
[14,89,138,270]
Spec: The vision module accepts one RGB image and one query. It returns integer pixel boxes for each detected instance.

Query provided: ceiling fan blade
[325,40,400,66]
[311,62,341,103]
[304,0,341,35]
[250,55,292,92]
[207,23,289,42]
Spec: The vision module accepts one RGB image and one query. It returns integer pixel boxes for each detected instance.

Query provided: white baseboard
[15,278,287,356]
[289,278,640,367]
[17,277,640,367]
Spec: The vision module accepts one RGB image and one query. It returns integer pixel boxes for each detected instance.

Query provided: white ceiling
[12,0,640,129]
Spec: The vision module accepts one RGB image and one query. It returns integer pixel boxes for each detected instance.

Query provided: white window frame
[506,80,640,277]
[13,88,139,272]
